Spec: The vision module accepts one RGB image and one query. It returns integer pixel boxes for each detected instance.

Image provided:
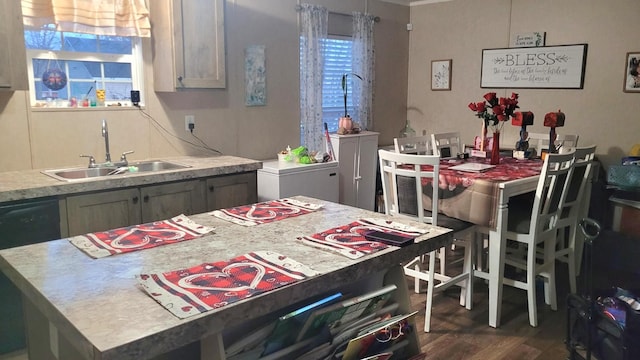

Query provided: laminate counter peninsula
[0,196,454,360]
[0,155,262,238]
[0,155,262,203]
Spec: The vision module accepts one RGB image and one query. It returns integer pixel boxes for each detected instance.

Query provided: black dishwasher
[0,197,61,355]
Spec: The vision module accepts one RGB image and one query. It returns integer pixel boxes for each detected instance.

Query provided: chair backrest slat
[431,132,462,158]
[527,132,579,154]
[378,149,440,225]
[394,135,433,155]
[560,145,597,222]
[529,150,576,239]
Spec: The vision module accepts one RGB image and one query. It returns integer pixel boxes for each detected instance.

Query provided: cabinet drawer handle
[132,196,139,204]
[329,172,337,176]
[143,195,149,202]
[209,186,215,192]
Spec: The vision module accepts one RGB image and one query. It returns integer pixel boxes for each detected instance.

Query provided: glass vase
[490,131,500,165]
[399,119,416,139]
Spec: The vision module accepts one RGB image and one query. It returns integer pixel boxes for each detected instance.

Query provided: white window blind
[322,36,353,133]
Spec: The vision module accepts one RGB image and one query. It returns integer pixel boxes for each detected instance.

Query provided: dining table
[400,155,544,328]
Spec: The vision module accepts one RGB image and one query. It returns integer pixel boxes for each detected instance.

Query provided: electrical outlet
[185,115,195,132]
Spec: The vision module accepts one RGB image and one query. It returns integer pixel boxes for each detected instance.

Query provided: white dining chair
[394,135,433,155]
[475,151,576,327]
[527,132,579,155]
[431,132,462,158]
[553,145,597,294]
[393,136,450,274]
[378,149,476,332]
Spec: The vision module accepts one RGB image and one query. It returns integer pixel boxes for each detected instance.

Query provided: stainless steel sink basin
[128,161,189,172]
[42,161,190,181]
[43,167,116,181]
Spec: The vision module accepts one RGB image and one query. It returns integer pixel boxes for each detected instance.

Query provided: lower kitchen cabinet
[206,172,257,211]
[141,180,206,223]
[65,180,205,236]
[63,173,257,237]
[65,187,142,236]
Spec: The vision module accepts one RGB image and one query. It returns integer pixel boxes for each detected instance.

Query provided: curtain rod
[295,5,381,23]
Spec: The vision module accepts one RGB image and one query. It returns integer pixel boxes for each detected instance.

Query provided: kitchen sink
[42,160,191,182]
[128,161,189,172]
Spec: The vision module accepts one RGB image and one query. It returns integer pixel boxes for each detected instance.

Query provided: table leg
[488,196,509,328]
[201,333,225,360]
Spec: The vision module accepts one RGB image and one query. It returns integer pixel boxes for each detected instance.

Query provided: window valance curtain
[21,0,151,37]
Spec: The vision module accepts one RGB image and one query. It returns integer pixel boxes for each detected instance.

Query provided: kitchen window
[24,26,143,108]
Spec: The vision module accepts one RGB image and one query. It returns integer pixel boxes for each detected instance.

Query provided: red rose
[492,105,504,116]
[483,92,497,103]
[476,102,486,112]
[468,102,477,111]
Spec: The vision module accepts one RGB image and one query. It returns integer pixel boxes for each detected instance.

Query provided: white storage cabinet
[330,131,379,211]
[257,160,339,202]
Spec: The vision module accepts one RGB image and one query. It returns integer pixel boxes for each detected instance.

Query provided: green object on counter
[298,156,312,164]
[291,146,308,157]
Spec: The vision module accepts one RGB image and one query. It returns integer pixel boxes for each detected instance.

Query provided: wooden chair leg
[424,250,437,333]
[459,241,474,309]
[414,260,421,294]
[526,244,539,328]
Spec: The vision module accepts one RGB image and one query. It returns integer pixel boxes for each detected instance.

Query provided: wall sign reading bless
[481,44,588,89]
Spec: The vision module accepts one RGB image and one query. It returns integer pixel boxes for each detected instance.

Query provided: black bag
[566,219,640,360]
[567,289,640,360]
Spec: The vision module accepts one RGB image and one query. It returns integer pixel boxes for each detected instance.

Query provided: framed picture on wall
[431,59,451,91]
[624,52,640,92]
[481,44,588,89]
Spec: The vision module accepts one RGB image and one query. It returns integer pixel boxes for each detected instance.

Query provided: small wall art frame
[245,45,266,106]
[431,59,451,91]
[623,51,640,92]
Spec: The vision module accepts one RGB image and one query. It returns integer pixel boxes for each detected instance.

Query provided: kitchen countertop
[0,196,453,360]
[0,155,262,203]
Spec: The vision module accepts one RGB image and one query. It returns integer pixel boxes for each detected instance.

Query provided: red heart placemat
[137,251,319,319]
[297,218,428,259]
[210,198,323,226]
[68,214,213,258]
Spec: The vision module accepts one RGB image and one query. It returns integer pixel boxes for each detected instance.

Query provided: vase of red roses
[468,92,519,165]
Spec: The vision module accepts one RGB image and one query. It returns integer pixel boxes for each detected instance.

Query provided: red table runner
[411,157,542,228]
[68,214,214,259]
[137,251,319,319]
[211,198,323,226]
[297,218,429,259]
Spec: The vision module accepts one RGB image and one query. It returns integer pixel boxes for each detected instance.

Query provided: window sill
[31,104,144,112]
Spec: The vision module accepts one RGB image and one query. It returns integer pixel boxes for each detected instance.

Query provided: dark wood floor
[408,253,576,360]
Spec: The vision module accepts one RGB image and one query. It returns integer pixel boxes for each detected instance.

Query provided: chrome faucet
[102,119,111,163]
[80,119,133,168]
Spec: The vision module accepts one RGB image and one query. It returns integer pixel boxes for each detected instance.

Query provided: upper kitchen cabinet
[0,0,28,91]
[150,0,226,91]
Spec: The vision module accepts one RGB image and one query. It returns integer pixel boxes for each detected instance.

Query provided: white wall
[407,0,640,168]
[0,0,410,171]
